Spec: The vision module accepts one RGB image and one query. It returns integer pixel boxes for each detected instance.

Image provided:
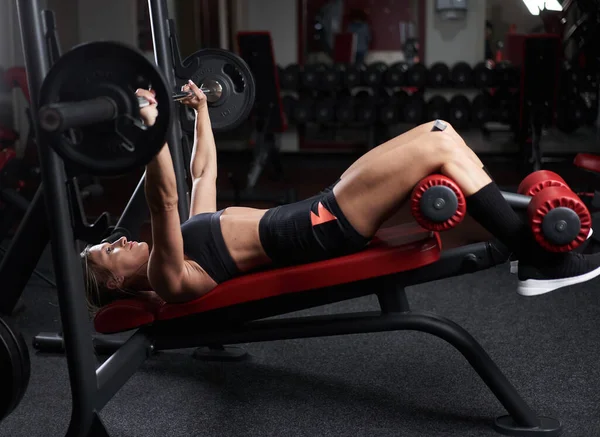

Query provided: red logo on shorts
[311,202,338,226]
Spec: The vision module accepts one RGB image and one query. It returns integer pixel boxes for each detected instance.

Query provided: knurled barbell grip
[137,88,213,108]
[39,96,118,133]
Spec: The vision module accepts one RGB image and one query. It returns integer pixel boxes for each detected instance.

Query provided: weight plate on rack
[0,317,31,421]
[179,49,256,133]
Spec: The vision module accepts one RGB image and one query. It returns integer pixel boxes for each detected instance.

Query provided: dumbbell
[518,170,591,252]
[384,62,408,87]
[448,95,471,129]
[426,95,449,122]
[450,62,473,88]
[556,94,587,133]
[411,173,466,232]
[280,64,300,90]
[473,61,496,88]
[403,93,425,124]
[491,88,519,125]
[341,63,364,89]
[406,63,428,88]
[471,92,493,126]
[393,90,409,122]
[363,62,388,88]
[321,65,341,90]
[428,63,450,88]
[354,90,377,125]
[494,89,518,125]
[377,89,399,125]
[293,98,314,124]
[495,61,519,88]
[301,63,327,89]
[335,92,355,124]
[314,93,336,124]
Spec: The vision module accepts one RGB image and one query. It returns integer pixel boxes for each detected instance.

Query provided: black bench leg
[404,311,562,436]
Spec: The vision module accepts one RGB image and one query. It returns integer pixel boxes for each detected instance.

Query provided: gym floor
[1,127,600,437]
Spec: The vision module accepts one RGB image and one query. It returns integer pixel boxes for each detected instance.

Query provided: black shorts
[259,181,370,267]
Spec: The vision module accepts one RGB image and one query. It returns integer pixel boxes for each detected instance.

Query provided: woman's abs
[220,207,271,272]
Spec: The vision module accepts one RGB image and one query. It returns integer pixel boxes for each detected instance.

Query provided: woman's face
[87,237,149,287]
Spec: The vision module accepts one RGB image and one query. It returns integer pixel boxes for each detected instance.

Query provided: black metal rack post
[16,1,154,435]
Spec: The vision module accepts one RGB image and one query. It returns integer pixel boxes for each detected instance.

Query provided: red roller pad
[573,153,600,174]
[527,186,591,252]
[410,175,466,232]
[517,170,568,196]
[94,223,441,334]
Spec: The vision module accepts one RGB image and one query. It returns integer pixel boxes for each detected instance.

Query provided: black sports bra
[180,210,240,283]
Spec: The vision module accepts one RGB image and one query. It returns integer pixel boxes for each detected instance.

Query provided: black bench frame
[12,0,561,436]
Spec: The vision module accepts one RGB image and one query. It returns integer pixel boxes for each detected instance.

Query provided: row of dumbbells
[282,89,519,128]
[413,170,590,253]
[278,61,520,91]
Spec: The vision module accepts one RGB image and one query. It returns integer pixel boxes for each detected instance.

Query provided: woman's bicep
[147,206,186,296]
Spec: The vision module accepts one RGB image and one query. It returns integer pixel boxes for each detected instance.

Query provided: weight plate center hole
[223,63,245,93]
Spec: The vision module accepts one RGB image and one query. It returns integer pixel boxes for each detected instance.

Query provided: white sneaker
[510,228,594,275]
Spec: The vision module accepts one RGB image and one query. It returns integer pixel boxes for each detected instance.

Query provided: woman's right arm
[181,81,218,217]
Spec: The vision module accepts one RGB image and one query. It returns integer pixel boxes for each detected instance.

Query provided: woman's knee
[417,119,456,134]
[422,129,460,157]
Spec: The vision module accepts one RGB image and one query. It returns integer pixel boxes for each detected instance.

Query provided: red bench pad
[94,223,441,334]
[574,153,600,174]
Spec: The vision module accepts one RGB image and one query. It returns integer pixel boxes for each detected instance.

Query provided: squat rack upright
[11,0,189,435]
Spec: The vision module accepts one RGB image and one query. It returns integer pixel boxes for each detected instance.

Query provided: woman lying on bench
[81,82,600,312]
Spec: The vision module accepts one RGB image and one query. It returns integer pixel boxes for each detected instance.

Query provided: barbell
[37,41,255,176]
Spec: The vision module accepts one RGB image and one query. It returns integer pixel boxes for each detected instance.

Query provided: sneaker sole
[518,264,600,296]
[510,228,594,275]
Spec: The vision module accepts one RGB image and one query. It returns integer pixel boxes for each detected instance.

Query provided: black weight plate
[428,63,450,87]
[426,95,449,122]
[450,62,473,87]
[384,62,408,87]
[472,92,492,126]
[403,94,425,124]
[474,61,496,88]
[40,42,171,176]
[363,62,387,87]
[407,64,428,88]
[181,48,256,133]
[345,64,365,88]
[321,65,341,90]
[448,95,471,129]
[0,317,30,421]
[280,64,300,89]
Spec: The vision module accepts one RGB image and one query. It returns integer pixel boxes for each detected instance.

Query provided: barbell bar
[40,84,219,134]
